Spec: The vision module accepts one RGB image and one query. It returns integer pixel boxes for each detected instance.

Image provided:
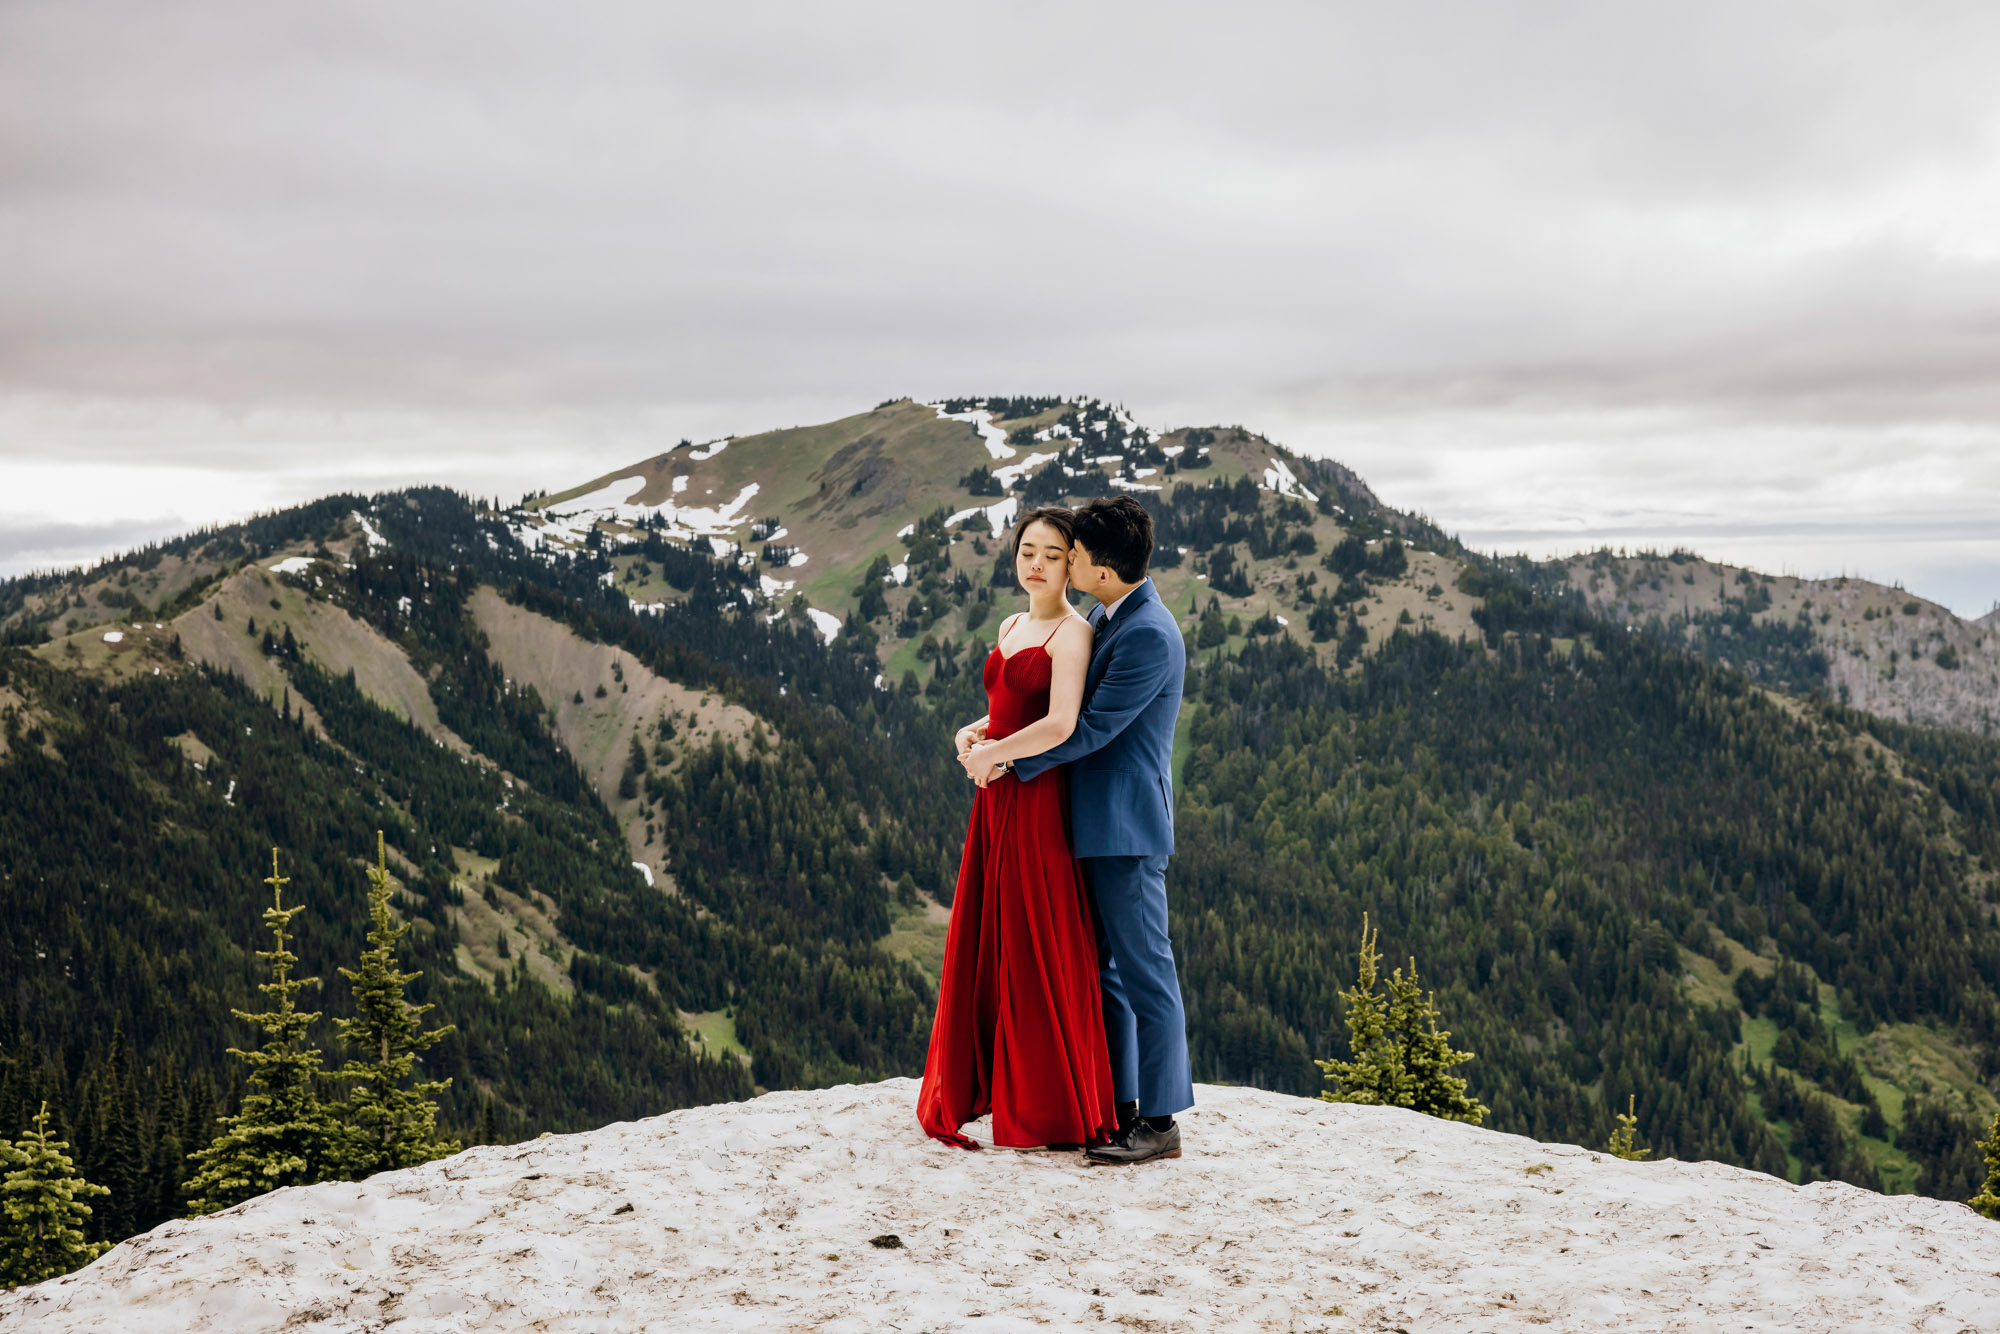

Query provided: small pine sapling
[1319,914,1488,1125]
[1607,1094,1648,1161]
[333,832,460,1177]
[0,1102,110,1288]
[1317,915,1399,1107]
[1971,1108,2000,1221]
[184,849,344,1214]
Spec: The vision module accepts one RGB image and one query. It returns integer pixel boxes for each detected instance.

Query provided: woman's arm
[961,618,1089,772]
[951,612,1018,757]
[954,713,991,760]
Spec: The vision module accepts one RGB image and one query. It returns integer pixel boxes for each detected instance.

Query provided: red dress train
[916,629,1118,1150]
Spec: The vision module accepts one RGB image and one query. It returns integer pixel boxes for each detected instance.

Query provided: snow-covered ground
[350,510,388,551]
[804,608,842,643]
[9,1080,1996,1333]
[946,495,1019,538]
[1262,457,1319,503]
[934,405,1015,459]
[510,477,762,554]
[992,451,1057,489]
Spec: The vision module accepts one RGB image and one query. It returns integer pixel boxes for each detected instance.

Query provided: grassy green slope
[529,399,1487,678]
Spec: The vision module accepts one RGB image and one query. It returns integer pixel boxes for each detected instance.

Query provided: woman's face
[1014,520,1071,596]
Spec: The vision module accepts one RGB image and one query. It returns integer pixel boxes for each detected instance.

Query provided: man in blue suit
[969,496,1192,1164]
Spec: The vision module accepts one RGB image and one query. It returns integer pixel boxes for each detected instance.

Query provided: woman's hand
[962,740,1006,787]
[955,722,988,761]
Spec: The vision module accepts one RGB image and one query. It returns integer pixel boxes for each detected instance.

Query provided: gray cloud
[2,1,1998,608]
[0,514,196,575]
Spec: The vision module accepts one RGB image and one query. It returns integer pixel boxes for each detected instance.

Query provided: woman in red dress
[915,506,1118,1150]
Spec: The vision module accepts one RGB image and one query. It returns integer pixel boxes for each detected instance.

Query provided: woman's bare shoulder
[1052,611,1094,649]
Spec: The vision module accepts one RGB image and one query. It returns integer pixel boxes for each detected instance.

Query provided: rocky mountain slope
[8,1078,1994,1334]
[1544,548,2000,737]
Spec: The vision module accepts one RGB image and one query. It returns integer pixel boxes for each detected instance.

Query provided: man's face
[1068,541,1111,597]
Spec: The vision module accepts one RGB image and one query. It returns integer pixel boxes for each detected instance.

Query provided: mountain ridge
[1,396,1998,1259]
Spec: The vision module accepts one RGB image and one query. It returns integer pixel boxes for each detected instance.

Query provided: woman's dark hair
[1010,505,1076,555]
[1071,496,1154,582]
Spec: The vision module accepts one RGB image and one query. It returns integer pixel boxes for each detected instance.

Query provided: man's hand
[961,743,1006,788]
[954,722,989,761]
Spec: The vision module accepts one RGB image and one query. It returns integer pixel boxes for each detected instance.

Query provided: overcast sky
[3,1,1997,614]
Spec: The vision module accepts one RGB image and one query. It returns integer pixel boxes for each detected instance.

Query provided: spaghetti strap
[1039,618,1067,649]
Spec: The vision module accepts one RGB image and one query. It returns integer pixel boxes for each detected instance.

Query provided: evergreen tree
[618,734,647,801]
[1336,610,1367,668]
[1,1102,110,1288]
[143,1068,187,1230]
[1195,601,1228,650]
[1384,955,1488,1126]
[1971,1109,2000,1221]
[1319,915,1488,1125]
[179,1073,216,1187]
[332,832,460,1176]
[1607,1094,1648,1161]
[184,850,343,1215]
[1317,915,1396,1106]
[84,1024,140,1242]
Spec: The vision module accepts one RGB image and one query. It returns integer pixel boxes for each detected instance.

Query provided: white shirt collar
[1099,578,1147,623]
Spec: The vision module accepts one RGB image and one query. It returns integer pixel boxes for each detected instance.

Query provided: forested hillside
[1173,627,2000,1193]
[2,398,1996,1261]
[0,485,974,1247]
[1534,546,2000,738]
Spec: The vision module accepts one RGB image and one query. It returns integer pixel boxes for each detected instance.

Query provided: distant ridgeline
[1,396,1998,1261]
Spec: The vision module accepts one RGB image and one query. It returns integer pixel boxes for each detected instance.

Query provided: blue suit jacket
[1013,579,1184,858]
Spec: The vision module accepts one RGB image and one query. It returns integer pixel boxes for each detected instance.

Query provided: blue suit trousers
[1080,853,1194,1118]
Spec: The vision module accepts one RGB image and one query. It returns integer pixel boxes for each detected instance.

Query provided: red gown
[916,627,1118,1149]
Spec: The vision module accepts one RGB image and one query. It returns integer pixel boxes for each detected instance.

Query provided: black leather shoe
[1085,1120,1181,1165]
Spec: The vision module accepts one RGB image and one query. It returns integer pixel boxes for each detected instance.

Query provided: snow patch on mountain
[933,404,1015,459]
[546,476,648,516]
[805,608,842,643]
[268,556,315,575]
[1261,457,1318,503]
[993,452,1059,489]
[11,1080,1997,1333]
[351,510,388,551]
[510,478,763,554]
[947,496,1020,538]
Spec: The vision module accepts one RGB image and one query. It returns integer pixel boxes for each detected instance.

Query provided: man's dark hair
[1072,496,1154,583]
